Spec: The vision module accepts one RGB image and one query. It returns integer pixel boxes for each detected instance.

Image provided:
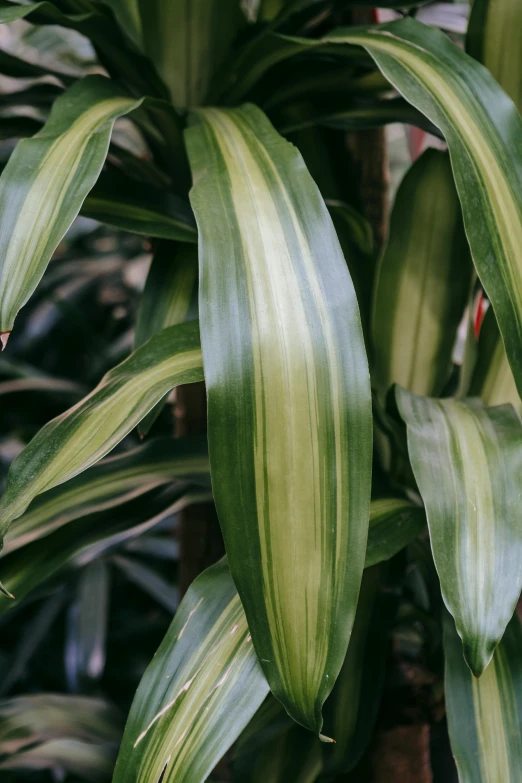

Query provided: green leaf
[321,566,392,775]
[365,498,426,569]
[0,486,200,610]
[4,434,208,555]
[112,554,179,613]
[0,75,143,336]
[0,48,75,83]
[396,387,522,676]
[322,18,522,399]
[135,242,199,436]
[112,558,269,783]
[0,321,203,555]
[371,148,471,398]
[186,105,372,734]
[81,170,197,242]
[444,610,522,782]
[469,308,522,415]
[467,0,522,114]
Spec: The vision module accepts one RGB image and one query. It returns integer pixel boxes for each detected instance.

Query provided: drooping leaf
[0,486,198,611]
[321,18,522,398]
[469,307,522,415]
[444,610,522,782]
[371,148,471,398]
[365,498,426,569]
[467,0,522,114]
[186,105,372,733]
[0,321,203,554]
[112,559,269,783]
[4,434,208,554]
[81,170,197,242]
[396,387,522,675]
[0,739,116,781]
[0,75,142,336]
[135,242,199,435]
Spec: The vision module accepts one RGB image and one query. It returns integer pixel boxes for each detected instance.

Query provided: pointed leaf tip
[0,581,15,600]
[0,332,9,351]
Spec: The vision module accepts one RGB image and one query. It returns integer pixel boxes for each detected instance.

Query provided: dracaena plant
[0,0,521,781]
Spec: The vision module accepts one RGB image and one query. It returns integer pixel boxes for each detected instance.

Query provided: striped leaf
[82,170,197,242]
[444,610,522,782]
[112,558,269,783]
[469,307,522,415]
[0,321,203,563]
[371,148,471,398]
[396,387,522,675]
[0,75,142,337]
[365,498,426,569]
[186,105,372,733]
[135,242,199,435]
[4,435,209,555]
[322,18,522,397]
[467,0,522,114]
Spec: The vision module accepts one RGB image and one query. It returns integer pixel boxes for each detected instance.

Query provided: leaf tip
[0,581,14,600]
[0,332,10,351]
[319,734,335,744]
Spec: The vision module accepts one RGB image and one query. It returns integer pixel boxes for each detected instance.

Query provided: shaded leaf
[365,498,426,569]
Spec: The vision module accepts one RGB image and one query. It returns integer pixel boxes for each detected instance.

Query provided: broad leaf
[0,321,203,558]
[371,148,471,397]
[365,498,426,569]
[81,170,197,242]
[469,308,522,415]
[186,105,372,733]
[135,242,199,435]
[444,610,522,782]
[322,19,522,398]
[0,75,142,336]
[396,387,522,675]
[467,0,522,114]
[112,558,269,783]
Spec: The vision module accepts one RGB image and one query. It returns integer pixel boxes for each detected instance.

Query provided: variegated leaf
[0,75,142,338]
[112,558,269,783]
[444,610,522,782]
[321,18,522,398]
[397,387,522,675]
[186,105,372,733]
[0,321,203,564]
[371,148,471,398]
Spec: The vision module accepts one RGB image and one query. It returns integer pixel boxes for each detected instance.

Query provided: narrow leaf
[112,555,179,613]
[0,75,142,334]
[4,435,209,554]
[0,321,203,549]
[186,105,372,733]
[396,387,522,675]
[444,610,522,782]
[323,18,522,397]
[371,148,471,397]
[81,170,197,242]
[112,559,269,783]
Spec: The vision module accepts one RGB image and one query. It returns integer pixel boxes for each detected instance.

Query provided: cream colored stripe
[1,97,135,310]
[348,32,522,326]
[203,109,345,703]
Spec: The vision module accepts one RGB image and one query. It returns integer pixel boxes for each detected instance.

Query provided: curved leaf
[444,610,522,783]
[82,170,197,242]
[0,321,203,555]
[112,559,269,783]
[322,18,522,398]
[186,105,372,733]
[371,148,471,397]
[467,0,522,114]
[4,435,208,554]
[365,498,426,569]
[396,387,522,675]
[0,75,142,335]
